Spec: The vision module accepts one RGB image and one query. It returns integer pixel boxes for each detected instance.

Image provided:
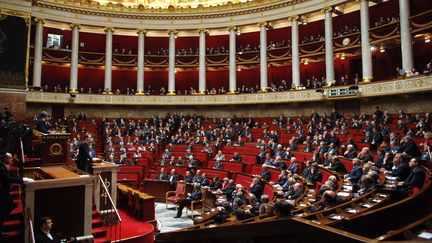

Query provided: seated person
[156,168,167,180]
[174,183,202,218]
[213,159,224,169]
[305,163,323,185]
[356,175,377,196]
[175,156,184,166]
[259,194,274,216]
[287,157,300,174]
[271,156,287,170]
[344,158,364,183]
[200,173,210,187]
[310,190,341,212]
[209,176,222,190]
[219,179,236,200]
[249,178,264,200]
[214,150,225,161]
[192,170,202,184]
[167,169,179,189]
[274,201,294,219]
[284,182,303,202]
[277,170,289,186]
[183,170,193,183]
[397,158,426,198]
[328,157,347,174]
[343,144,357,159]
[230,152,243,163]
[259,164,271,182]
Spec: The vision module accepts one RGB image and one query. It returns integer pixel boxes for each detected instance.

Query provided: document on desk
[337,191,350,197]
[417,232,432,240]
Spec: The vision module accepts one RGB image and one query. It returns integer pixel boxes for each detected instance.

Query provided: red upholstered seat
[186,189,207,219]
[166,182,186,209]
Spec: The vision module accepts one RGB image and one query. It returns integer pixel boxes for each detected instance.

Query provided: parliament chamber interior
[0,0,431,242]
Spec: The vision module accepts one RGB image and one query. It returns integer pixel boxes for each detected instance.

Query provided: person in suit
[306,163,323,185]
[277,170,289,186]
[183,170,193,183]
[76,135,94,173]
[220,179,236,200]
[328,157,347,174]
[260,165,271,182]
[34,217,56,243]
[345,158,364,183]
[400,135,421,158]
[209,176,222,190]
[390,153,410,181]
[249,178,264,200]
[156,168,167,181]
[284,182,303,202]
[400,158,425,189]
[0,153,33,237]
[167,169,179,190]
[174,183,202,218]
[230,152,243,163]
[287,157,300,174]
[192,170,202,184]
[200,173,210,187]
[213,159,224,169]
[35,111,50,134]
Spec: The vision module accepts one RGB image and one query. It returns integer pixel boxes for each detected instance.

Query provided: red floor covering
[105,209,154,243]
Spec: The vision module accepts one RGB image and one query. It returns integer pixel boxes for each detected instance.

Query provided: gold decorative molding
[26,76,432,106]
[70,24,81,29]
[137,29,147,35]
[321,7,334,14]
[288,15,300,22]
[103,27,115,33]
[34,18,46,24]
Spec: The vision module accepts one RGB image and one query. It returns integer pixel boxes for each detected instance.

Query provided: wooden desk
[118,184,155,222]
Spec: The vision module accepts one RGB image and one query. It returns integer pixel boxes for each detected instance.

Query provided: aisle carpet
[155,203,194,233]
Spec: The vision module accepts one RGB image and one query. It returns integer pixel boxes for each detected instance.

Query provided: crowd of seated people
[374,16,400,27]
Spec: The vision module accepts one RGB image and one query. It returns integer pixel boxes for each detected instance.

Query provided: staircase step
[7,204,23,221]
[92,210,100,218]
[92,227,107,238]
[3,219,21,231]
[92,218,104,228]
[2,230,23,243]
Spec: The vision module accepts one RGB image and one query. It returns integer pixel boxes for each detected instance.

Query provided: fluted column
[323,7,335,84]
[399,0,414,74]
[229,27,237,93]
[136,29,146,95]
[32,18,44,89]
[198,29,207,94]
[360,0,373,82]
[104,27,114,94]
[168,30,176,95]
[70,24,80,93]
[290,16,300,88]
[259,23,268,92]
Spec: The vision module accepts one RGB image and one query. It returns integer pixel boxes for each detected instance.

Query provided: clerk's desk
[23,165,93,243]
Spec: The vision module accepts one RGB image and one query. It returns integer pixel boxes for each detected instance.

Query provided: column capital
[257,22,270,28]
[104,27,115,33]
[321,7,334,14]
[228,26,238,32]
[356,0,369,2]
[168,30,178,35]
[288,15,300,22]
[70,23,81,30]
[137,29,147,35]
[34,18,45,24]
[198,29,209,35]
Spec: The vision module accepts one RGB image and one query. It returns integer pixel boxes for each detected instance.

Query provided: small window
[46,33,64,49]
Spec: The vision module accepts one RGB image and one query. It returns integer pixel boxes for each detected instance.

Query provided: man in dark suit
[249,178,264,200]
[1,153,32,237]
[200,173,210,187]
[174,183,202,218]
[35,111,50,134]
[306,163,323,185]
[221,179,236,200]
[345,158,364,183]
[287,157,300,174]
[34,217,56,243]
[391,153,410,181]
[183,170,193,183]
[156,168,167,181]
[167,169,179,190]
[328,157,347,174]
[76,135,94,174]
[402,158,425,189]
[401,135,421,158]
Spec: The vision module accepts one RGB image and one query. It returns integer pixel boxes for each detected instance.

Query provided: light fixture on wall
[426,36,431,43]
[303,59,309,65]
[340,54,346,60]
[379,46,386,53]
[370,45,377,52]
[237,66,241,71]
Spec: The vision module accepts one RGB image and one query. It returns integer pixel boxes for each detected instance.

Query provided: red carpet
[105,209,154,243]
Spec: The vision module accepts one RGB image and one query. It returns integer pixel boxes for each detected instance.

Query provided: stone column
[290,16,300,88]
[104,27,114,94]
[32,18,44,89]
[360,0,373,82]
[136,29,146,95]
[323,7,335,84]
[399,0,414,74]
[229,27,237,93]
[198,29,207,94]
[70,24,80,93]
[259,23,268,92]
[168,30,176,95]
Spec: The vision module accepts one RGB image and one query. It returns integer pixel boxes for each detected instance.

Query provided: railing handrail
[26,208,36,243]
[98,174,122,223]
